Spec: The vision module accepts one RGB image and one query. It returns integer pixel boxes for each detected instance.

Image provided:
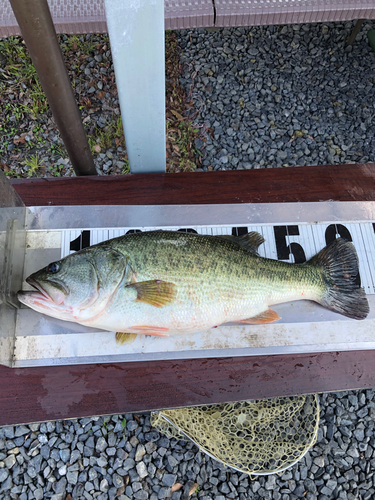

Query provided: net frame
[151,394,319,476]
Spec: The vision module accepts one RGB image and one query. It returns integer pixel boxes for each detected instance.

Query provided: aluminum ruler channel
[26,202,375,230]
[12,202,375,367]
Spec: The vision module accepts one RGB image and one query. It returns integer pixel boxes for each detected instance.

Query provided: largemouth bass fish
[17,231,369,344]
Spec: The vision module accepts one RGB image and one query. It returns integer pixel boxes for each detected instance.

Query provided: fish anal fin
[127,280,176,308]
[235,308,281,325]
[129,326,170,337]
[116,332,138,345]
[116,326,170,344]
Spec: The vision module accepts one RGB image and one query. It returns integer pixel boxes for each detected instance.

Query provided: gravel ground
[1,19,375,500]
[1,20,374,176]
[177,21,375,171]
[1,391,375,500]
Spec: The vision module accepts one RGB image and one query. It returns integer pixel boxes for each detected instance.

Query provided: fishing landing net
[151,394,319,476]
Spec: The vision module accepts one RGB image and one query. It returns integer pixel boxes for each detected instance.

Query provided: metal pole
[104,0,166,174]
[347,19,364,45]
[9,0,97,176]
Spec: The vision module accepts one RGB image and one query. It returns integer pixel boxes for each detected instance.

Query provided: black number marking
[177,228,198,234]
[325,224,360,287]
[69,230,91,252]
[325,224,353,245]
[232,227,248,237]
[273,226,306,263]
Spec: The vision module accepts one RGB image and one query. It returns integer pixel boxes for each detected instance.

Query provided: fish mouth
[24,278,54,303]
[25,277,68,305]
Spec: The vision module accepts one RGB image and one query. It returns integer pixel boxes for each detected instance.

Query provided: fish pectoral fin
[235,308,281,324]
[129,326,170,337]
[115,332,138,345]
[126,280,176,307]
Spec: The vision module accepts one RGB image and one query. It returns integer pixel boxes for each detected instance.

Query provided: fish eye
[47,262,60,274]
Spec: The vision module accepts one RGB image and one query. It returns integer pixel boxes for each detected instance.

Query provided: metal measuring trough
[1,170,374,368]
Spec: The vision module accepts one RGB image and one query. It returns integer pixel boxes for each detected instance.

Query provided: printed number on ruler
[68,229,141,253]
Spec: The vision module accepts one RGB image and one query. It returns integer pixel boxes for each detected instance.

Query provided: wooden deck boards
[0,164,373,426]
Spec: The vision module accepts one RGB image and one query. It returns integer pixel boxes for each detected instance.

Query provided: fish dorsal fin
[127,280,176,307]
[234,308,281,324]
[216,231,265,255]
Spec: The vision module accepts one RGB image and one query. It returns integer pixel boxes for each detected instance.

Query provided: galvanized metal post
[9,0,97,176]
[104,0,166,174]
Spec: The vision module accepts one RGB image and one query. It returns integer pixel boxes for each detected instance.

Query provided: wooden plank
[11,163,375,206]
[2,164,374,425]
[1,350,375,427]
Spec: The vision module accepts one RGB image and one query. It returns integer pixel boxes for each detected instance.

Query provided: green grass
[49,143,66,158]
[21,154,43,177]
[0,104,23,156]
[0,37,48,119]
[0,37,29,67]
[121,159,130,175]
[61,34,99,56]
[102,417,109,433]
[88,115,125,154]
[3,169,22,179]
[29,81,49,116]
[49,164,66,177]
[175,121,199,172]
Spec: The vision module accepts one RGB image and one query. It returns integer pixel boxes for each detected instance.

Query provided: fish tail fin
[308,238,369,320]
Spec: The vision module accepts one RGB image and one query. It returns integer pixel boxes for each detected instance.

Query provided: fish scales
[17,230,369,341]
[73,231,323,333]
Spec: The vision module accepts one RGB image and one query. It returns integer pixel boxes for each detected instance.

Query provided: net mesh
[151,394,319,476]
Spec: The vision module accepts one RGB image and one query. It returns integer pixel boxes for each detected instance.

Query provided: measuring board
[12,202,375,367]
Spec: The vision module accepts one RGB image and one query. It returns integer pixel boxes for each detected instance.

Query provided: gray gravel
[176,21,375,171]
[1,391,375,499]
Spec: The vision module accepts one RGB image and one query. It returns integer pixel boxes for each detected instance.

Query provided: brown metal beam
[9,0,97,176]
[10,164,375,206]
[347,19,364,45]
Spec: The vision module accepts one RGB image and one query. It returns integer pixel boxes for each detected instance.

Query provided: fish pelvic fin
[234,308,281,324]
[308,238,369,320]
[127,280,176,307]
[216,231,265,255]
[116,332,138,345]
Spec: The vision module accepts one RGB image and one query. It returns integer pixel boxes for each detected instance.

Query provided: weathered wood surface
[1,351,374,427]
[1,164,374,426]
[11,164,375,206]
